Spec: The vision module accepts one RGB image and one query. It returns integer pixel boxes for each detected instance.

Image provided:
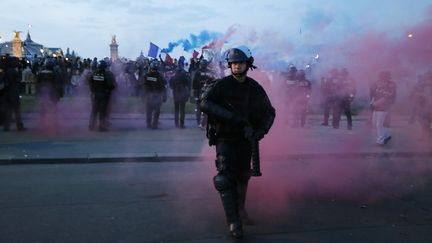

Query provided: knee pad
[215,154,227,172]
[214,173,232,192]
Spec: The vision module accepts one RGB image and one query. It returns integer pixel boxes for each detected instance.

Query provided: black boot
[17,123,26,131]
[214,174,242,238]
[229,221,243,240]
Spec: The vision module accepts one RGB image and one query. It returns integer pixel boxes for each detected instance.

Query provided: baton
[251,140,262,177]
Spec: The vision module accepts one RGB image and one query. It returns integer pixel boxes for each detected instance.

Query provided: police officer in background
[169,63,191,128]
[283,64,298,126]
[192,59,214,128]
[1,55,26,131]
[88,60,116,131]
[333,68,356,130]
[0,57,6,129]
[200,46,275,239]
[320,68,338,127]
[293,69,312,127]
[36,58,64,128]
[140,62,167,129]
[199,73,218,129]
[414,71,432,138]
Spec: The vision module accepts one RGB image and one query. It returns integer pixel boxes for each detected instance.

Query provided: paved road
[1,113,432,242]
[0,113,431,164]
[1,157,432,243]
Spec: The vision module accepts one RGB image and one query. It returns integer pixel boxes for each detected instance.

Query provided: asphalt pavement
[1,112,432,242]
[0,113,431,164]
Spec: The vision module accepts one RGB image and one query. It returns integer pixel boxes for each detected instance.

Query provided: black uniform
[88,68,116,131]
[169,68,191,128]
[415,80,432,137]
[200,75,275,232]
[141,70,167,129]
[320,76,338,126]
[408,79,424,124]
[2,57,25,131]
[36,65,64,121]
[333,77,356,129]
[293,77,312,127]
[192,69,214,127]
[283,71,298,126]
[0,59,5,128]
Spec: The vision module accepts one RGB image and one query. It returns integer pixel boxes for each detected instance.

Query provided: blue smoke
[301,8,334,32]
[161,30,223,53]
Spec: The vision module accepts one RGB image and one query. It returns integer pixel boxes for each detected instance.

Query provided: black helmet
[44,59,55,70]
[199,59,209,71]
[288,64,297,74]
[149,61,159,71]
[286,64,297,79]
[97,60,108,70]
[297,69,306,79]
[225,46,255,69]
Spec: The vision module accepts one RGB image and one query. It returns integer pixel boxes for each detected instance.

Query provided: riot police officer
[0,56,5,129]
[414,71,432,138]
[140,62,167,129]
[192,59,214,128]
[333,68,356,130]
[293,69,312,127]
[320,68,338,127]
[169,63,191,128]
[36,58,64,128]
[2,55,25,131]
[283,64,298,126]
[88,60,116,131]
[200,46,275,239]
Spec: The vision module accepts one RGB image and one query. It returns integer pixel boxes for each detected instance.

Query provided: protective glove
[244,126,266,141]
[243,125,255,141]
[254,129,266,141]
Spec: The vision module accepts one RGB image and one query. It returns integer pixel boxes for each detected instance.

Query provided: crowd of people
[0,49,430,143]
[0,51,220,132]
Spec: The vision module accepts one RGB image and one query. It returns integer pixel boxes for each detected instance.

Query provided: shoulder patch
[93,75,105,81]
[146,77,158,82]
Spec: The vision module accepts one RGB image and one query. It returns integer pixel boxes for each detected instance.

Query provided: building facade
[0,31,63,60]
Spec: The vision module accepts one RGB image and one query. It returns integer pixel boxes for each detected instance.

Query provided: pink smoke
[193,5,432,224]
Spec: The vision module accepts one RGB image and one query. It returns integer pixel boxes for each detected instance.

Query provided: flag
[203,40,219,49]
[147,42,159,58]
[165,53,174,64]
[192,50,199,59]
